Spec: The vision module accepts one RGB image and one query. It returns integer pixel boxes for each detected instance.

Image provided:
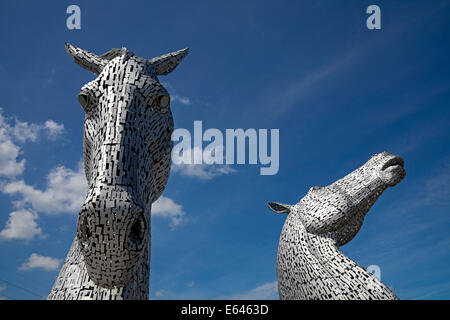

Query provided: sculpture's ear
[148,48,189,75]
[65,43,108,75]
[267,202,292,214]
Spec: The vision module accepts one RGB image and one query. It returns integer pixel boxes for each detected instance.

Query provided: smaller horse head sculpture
[65,43,188,288]
[268,152,406,299]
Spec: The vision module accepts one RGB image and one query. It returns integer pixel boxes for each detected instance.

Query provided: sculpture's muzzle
[77,185,147,288]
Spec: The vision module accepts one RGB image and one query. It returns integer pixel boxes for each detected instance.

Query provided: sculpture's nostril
[128,214,146,251]
[78,214,92,248]
[130,219,144,240]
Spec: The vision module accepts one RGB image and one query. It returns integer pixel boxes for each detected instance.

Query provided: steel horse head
[65,43,188,288]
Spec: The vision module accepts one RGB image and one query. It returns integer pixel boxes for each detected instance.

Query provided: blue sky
[0,0,449,300]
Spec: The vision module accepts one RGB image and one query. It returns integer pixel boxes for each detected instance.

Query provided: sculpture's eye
[78,89,96,112]
[159,94,170,109]
[147,94,170,114]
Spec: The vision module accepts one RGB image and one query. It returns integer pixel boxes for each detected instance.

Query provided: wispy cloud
[265,3,449,118]
[19,253,62,271]
[0,285,7,300]
[172,146,237,180]
[172,95,192,105]
[172,163,236,180]
[407,281,450,300]
[392,117,450,156]
[343,158,450,300]
[161,81,192,106]
[218,281,278,300]
[421,160,450,207]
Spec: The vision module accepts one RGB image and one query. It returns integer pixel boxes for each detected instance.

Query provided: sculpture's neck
[47,235,150,300]
[310,232,398,299]
[277,213,398,300]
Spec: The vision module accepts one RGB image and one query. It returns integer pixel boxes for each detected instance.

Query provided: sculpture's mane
[99,47,135,62]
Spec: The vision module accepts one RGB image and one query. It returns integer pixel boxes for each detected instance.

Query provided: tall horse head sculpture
[268,152,406,300]
[48,43,188,299]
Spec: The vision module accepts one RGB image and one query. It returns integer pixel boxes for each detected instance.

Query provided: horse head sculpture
[65,43,188,288]
[268,152,406,299]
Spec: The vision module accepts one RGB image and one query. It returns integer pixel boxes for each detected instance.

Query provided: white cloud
[219,281,278,300]
[0,133,25,178]
[44,120,65,140]
[2,162,87,215]
[0,113,25,178]
[10,119,64,143]
[152,196,185,227]
[11,120,42,142]
[19,253,62,271]
[0,209,45,240]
